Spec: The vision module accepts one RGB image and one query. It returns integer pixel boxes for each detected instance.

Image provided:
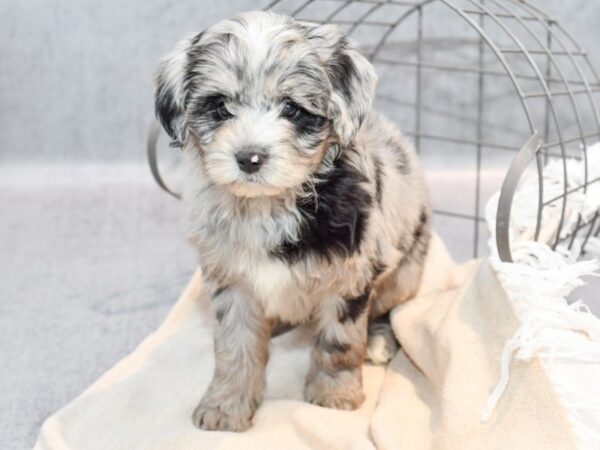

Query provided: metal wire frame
[267,0,600,261]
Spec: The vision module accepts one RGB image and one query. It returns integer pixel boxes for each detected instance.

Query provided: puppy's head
[154,11,376,198]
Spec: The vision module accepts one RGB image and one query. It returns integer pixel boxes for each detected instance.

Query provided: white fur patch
[366,334,395,365]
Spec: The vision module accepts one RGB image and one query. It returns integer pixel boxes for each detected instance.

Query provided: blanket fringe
[483,144,600,449]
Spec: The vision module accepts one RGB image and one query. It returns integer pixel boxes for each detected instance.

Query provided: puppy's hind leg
[369,207,431,320]
[365,210,431,365]
[192,286,270,432]
[365,252,427,365]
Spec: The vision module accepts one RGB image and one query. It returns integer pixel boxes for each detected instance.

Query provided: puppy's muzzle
[235,149,267,174]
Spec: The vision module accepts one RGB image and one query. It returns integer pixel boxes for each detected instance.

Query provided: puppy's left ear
[304,24,377,145]
[154,33,200,146]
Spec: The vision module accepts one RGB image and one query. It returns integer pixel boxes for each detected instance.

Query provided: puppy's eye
[281,101,300,120]
[281,100,327,132]
[215,100,233,121]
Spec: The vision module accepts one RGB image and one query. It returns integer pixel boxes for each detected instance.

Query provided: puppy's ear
[154,33,200,145]
[303,24,377,145]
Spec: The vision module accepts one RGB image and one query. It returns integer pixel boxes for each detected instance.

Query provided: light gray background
[1,1,599,449]
[1,0,600,165]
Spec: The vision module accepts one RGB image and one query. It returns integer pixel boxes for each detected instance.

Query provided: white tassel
[480,334,521,421]
[482,144,600,449]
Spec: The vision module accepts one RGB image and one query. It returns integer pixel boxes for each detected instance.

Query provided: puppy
[154,11,430,432]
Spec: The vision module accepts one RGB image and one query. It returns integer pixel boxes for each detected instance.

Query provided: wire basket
[263,0,600,262]
[148,0,600,264]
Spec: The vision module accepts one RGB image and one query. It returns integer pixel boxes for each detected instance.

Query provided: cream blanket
[34,234,576,449]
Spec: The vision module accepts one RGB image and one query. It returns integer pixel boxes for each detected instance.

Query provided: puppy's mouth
[224,171,284,198]
[226,177,284,198]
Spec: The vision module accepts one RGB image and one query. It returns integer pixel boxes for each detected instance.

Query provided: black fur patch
[155,77,181,141]
[272,147,373,263]
[213,285,230,322]
[316,333,351,353]
[368,313,391,336]
[271,321,295,337]
[373,156,383,205]
[213,285,229,298]
[329,39,355,102]
[154,34,212,141]
[291,110,328,137]
[190,31,204,46]
[190,94,230,123]
[339,290,370,323]
[412,208,428,243]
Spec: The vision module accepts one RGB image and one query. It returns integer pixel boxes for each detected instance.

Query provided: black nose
[235,151,267,174]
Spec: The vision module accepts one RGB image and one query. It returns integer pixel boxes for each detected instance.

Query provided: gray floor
[0,165,196,449]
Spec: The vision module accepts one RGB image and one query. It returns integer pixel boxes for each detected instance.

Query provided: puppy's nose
[235,150,267,174]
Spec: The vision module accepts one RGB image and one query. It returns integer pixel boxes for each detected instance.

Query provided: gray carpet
[0,165,196,449]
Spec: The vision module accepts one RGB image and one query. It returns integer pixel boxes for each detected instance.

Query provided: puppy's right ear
[154,33,201,145]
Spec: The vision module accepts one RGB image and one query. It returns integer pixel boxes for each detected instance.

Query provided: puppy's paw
[305,387,365,410]
[366,332,399,365]
[366,315,399,365]
[192,402,252,432]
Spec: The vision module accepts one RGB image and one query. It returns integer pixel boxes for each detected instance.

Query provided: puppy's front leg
[304,293,369,410]
[193,286,270,432]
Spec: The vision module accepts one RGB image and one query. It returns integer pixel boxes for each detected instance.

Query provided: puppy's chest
[194,211,288,267]
[191,205,315,317]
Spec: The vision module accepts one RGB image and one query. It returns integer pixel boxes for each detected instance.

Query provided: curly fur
[154,11,430,432]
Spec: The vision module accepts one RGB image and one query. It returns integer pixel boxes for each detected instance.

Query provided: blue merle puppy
[154,10,430,432]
